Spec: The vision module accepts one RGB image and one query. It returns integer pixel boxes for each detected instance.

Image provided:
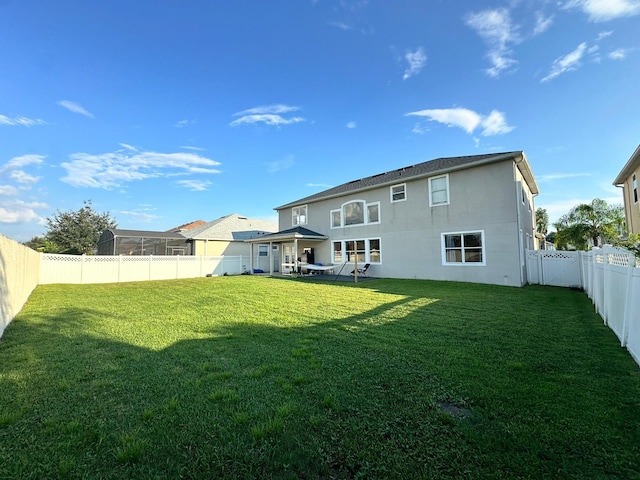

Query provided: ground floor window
[332,238,381,264]
[442,231,485,265]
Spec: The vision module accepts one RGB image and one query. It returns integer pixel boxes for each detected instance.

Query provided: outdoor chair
[350,263,370,277]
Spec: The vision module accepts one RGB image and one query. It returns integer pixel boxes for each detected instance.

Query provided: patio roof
[245,226,328,243]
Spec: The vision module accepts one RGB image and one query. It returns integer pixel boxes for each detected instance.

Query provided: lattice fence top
[539,251,579,260]
[607,252,631,267]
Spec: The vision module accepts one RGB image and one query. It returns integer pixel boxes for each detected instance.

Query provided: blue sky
[1,0,639,242]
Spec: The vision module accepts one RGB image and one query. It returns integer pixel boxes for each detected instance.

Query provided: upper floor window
[331,200,380,228]
[390,183,406,202]
[429,174,449,207]
[292,205,307,226]
[634,174,638,203]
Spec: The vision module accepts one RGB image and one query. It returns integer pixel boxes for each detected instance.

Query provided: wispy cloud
[307,183,333,188]
[537,172,593,181]
[10,170,41,184]
[403,47,427,80]
[0,185,19,196]
[180,146,205,151]
[266,154,295,173]
[175,179,212,191]
[119,210,160,222]
[533,11,554,35]
[56,100,94,118]
[541,42,588,82]
[609,48,631,60]
[0,200,48,224]
[328,21,352,30]
[118,143,138,152]
[346,121,357,129]
[230,104,305,127]
[175,119,196,128]
[60,151,222,189]
[405,107,514,136]
[1,154,45,171]
[0,114,46,127]
[597,30,614,41]
[465,8,519,78]
[563,0,640,22]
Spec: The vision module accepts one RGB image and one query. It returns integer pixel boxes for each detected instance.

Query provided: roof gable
[614,145,640,186]
[184,213,278,240]
[276,151,536,210]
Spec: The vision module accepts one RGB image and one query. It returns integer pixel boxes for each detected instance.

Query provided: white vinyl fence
[528,247,640,368]
[40,254,273,284]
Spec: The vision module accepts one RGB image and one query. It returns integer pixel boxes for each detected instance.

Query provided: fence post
[537,251,544,285]
[621,251,635,347]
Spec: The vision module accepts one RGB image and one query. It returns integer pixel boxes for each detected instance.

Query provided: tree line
[536,199,638,254]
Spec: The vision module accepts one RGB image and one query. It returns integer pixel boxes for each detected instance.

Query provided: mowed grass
[1,276,639,479]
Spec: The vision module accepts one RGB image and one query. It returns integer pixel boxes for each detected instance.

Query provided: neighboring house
[613,145,640,235]
[98,214,277,256]
[248,151,539,287]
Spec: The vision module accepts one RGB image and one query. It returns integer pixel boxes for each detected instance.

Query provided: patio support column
[294,238,299,274]
[269,241,274,275]
[249,243,254,274]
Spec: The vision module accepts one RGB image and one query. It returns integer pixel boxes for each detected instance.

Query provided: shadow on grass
[1,278,639,479]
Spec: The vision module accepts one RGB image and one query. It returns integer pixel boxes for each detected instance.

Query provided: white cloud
[0,185,18,196]
[180,146,205,151]
[60,151,222,189]
[0,115,46,127]
[411,123,430,135]
[403,47,427,80]
[56,100,94,118]
[118,143,138,152]
[10,170,41,184]
[119,210,160,222]
[346,121,357,129]
[328,21,351,30]
[537,172,592,181]
[175,119,196,128]
[0,200,48,224]
[465,8,519,77]
[480,110,515,136]
[597,30,614,41]
[267,154,295,173]
[176,179,212,191]
[541,42,588,82]
[405,107,514,137]
[563,0,640,21]
[1,154,45,171]
[609,48,631,60]
[533,12,554,35]
[231,104,305,127]
[307,183,333,188]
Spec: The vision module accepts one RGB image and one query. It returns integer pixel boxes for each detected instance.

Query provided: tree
[22,236,62,253]
[45,200,117,255]
[553,199,625,250]
[535,208,549,235]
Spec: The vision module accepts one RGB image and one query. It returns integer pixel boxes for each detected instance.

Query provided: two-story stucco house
[613,145,640,235]
[248,151,539,287]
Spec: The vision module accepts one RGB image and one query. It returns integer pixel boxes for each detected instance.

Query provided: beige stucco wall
[278,159,536,286]
[620,170,640,235]
[0,234,41,338]
[193,239,251,257]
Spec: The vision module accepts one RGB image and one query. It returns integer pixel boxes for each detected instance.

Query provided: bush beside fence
[0,234,41,338]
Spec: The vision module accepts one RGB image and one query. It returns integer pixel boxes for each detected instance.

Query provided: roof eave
[613,145,640,186]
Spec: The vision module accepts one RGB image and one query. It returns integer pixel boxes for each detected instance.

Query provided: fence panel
[525,250,581,287]
[40,254,248,284]
[626,270,640,366]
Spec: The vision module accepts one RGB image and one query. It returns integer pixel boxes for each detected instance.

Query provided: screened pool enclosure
[97,229,192,256]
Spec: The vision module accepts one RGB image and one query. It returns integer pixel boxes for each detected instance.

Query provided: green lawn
[1,276,639,479]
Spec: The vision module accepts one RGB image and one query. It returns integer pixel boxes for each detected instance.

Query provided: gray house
[248,151,539,287]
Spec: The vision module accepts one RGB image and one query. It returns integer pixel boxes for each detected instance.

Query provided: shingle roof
[246,226,327,243]
[276,151,535,210]
[184,213,278,240]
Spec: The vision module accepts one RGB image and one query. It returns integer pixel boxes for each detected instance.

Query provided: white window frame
[330,209,341,229]
[390,183,406,203]
[429,174,450,207]
[332,238,382,265]
[441,230,485,266]
[367,202,381,224]
[292,205,307,226]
